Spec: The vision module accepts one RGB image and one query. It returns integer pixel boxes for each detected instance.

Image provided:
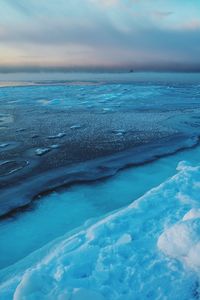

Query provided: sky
[0,0,200,72]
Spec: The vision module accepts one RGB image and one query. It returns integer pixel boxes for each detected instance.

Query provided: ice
[47,133,66,139]
[1,161,200,299]
[35,148,51,156]
[0,143,9,148]
[102,108,112,113]
[1,144,200,268]
[70,125,82,130]
[70,288,105,300]
[1,77,200,120]
[50,144,59,149]
[0,142,19,152]
[2,76,200,298]
[183,208,200,221]
[112,129,126,136]
[35,144,61,156]
[116,233,132,245]
[0,160,29,176]
[158,217,200,272]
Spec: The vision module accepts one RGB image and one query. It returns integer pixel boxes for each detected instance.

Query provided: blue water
[1,76,200,112]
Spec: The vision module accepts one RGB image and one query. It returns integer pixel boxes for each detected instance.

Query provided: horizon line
[1,65,200,74]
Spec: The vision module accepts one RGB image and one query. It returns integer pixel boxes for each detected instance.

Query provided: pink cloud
[182,20,200,30]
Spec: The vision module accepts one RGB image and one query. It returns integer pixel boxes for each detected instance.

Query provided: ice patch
[0,141,19,152]
[71,288,105,300]
[50,144,59,149]
[0,143,9,148]
[70,125,82,130]
[116,233,132,245]
[47,133,66,139]
[35,148,51,156]
[112,129,126,136]
[35,145,59,155]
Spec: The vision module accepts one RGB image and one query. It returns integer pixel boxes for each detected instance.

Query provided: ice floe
[50,144,59,149]
[35,148,51,156]
[70,125,82,130]
[0,143,9,148]
[47,133,66,139]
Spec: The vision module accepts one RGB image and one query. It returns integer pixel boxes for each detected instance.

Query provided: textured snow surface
[1,161,200,299]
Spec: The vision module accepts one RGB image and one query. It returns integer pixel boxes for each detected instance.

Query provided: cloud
[90,0,119,7]
[0,0,200,71]
[180,20,200,30]
[2,0,36,16]
[153,11,173,19]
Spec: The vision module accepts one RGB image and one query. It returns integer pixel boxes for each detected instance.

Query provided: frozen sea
[0,72,200,299]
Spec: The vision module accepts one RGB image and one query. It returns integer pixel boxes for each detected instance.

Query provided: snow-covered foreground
[1,161,200,300]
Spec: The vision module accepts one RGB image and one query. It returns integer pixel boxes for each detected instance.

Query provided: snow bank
[1,161,200,299]
[158,209,200,272]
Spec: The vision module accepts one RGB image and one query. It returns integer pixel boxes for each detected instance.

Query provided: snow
[116,233,132,245]
[1,161,200,299]
[158,219,200,262]
[71,288,106,300]
[183,208,200,221]
[158,210,200,272]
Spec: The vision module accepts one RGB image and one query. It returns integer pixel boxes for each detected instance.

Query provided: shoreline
[0,134,198,219]
[1,135,200,271]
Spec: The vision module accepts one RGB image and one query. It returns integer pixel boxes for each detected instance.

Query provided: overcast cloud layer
[0,0,200,71]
